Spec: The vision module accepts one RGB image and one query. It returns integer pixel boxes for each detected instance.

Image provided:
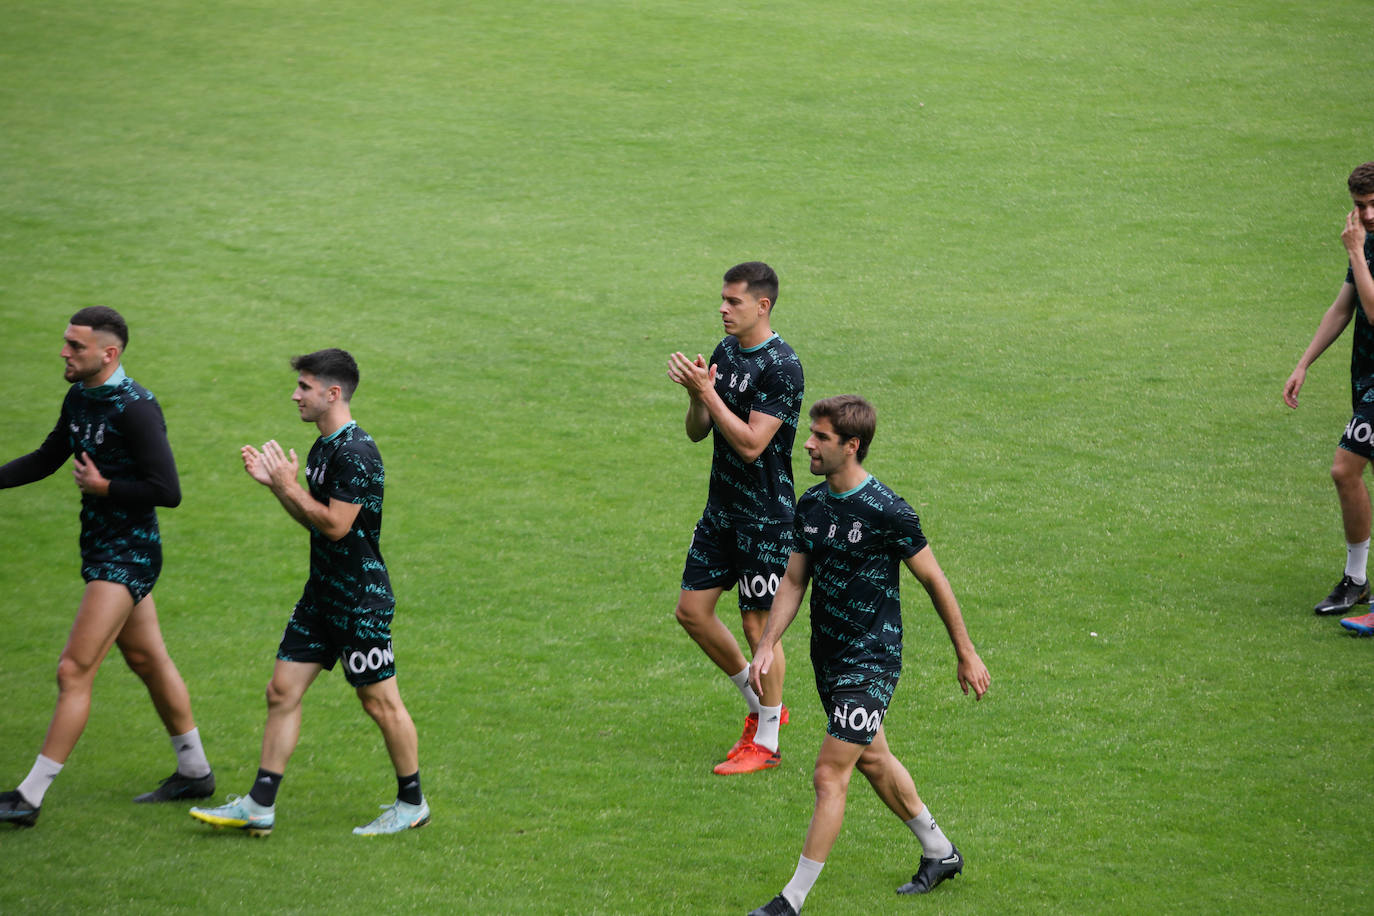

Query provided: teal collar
[740,333,778,354]
[321,420,356,442]
[81,365,127,398]
[828,474,872,498]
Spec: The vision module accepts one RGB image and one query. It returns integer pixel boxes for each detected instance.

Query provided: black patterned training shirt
[793,475,928,683]
[703,333,804,525]
[300,421,394,614]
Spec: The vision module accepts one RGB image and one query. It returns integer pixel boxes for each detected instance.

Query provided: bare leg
[740,609,784,707]
[356,677,419,777]
[260,660,323,774]
[800,735,865,862]
[40,581,136,762]
[1333,448,1373,545]
[855,726,923,821]
[675,588,749,675]
[115,594,195,735]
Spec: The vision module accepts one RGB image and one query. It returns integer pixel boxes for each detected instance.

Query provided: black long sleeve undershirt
[0,397,180,508]
[107,397,181,508]
[0,416,71,488]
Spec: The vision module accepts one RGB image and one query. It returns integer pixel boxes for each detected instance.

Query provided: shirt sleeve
[105,397,181,508]
[326,441,380,506]
[749,352,804,424]
[0,413,72,488]
[792,496,814,554]
[888,499,928,560]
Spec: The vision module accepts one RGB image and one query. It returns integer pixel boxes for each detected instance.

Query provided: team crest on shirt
[847,521,863,543]
[72,421,107,446]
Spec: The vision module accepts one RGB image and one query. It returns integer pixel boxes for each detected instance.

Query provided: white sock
[905,806,954,859]
[171,727,211,778]
[754,703,783,752]
[782,855,824,912]
[1347,540,1370,584]
[18,754,63,807]
[729,666,761,716]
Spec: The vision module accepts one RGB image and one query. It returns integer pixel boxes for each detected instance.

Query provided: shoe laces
[214,794,267,817]
[365,802,403,826]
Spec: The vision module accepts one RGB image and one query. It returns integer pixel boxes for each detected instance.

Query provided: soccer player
[745,396,990,915]
[1284,162,1374,621]
[190,349,428,836]
[0,307,214,829]
[668,262,804,775]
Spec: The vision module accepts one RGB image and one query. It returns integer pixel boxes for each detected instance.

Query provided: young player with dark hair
[0,307,214,828]
[1284,163,1374,623]
[746,396,989,914]
[667,262,804,775]
[191,348,429,836]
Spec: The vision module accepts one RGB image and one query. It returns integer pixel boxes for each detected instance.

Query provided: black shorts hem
[81,567,158,604]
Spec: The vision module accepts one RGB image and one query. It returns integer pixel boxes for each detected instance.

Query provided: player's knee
[359,690,400,724]
[54,653,96,692]
[1332,459,1366,489]
[739,610,767,643]
[854,748,892,780]
[120,645,154,676]
[264,677,298,711]
[812,763,852,799]
[674,599,704,630]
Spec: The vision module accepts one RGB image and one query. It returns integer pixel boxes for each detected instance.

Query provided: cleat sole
[190,810,272,836]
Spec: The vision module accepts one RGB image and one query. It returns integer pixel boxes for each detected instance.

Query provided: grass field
[2,0,1372,912]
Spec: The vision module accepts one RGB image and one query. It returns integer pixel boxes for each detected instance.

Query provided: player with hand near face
[1284,163,1374,626]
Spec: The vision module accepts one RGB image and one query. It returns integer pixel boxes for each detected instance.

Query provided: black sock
[397,770,422,806]
[248,768,283,807]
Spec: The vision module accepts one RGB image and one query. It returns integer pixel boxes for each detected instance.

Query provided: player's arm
[685,402,712,441]
[668,350,783,459]
[749,551,811,696]
[1344,210,1374,325]
[1284,282,1357,409]
[669,351,716,442]
[681,356,713,443]
[0,415,72,489]
[703,397,784,463]
[246,440,361,541]
[83,398,181,505]
[903,546,990,700]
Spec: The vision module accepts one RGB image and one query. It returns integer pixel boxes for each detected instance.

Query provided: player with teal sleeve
[669,262,804,776]
[0,307,214,830]
[747,396,989,915]
[191,349,428,837]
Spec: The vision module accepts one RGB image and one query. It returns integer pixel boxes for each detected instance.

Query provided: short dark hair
[723,261,779,309]
[1349,162,1374,196]
[69,306,128,349]
[290,348,360,401]
[809,395,877,463]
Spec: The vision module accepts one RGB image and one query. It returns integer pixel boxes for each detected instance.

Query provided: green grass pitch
[1,0,1372,912]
